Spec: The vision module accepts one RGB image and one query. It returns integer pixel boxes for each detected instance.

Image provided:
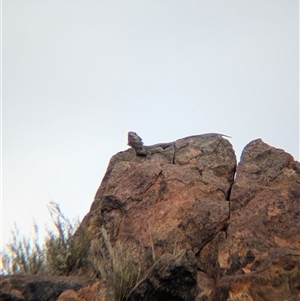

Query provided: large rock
[79,134,236,265]
[127,249,197,301]
[198,139,300,300]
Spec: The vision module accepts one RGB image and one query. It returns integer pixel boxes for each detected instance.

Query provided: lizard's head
[128,131,143,148]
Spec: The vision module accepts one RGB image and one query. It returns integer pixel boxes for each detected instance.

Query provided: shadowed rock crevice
[127,250,198,301]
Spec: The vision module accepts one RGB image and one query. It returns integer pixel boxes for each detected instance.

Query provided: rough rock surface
[127,249,197,301]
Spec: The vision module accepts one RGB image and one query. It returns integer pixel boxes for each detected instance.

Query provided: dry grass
[44,202,91,276]
[89,228,145,301]
[1,223,45,275]
[1,202,90,276]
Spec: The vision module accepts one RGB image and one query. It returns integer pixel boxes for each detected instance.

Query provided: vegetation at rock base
[1,202,90,276]
[1,222,45,275]
[1,202,146,301]
[44,202,91,276]
[89,227,146,301]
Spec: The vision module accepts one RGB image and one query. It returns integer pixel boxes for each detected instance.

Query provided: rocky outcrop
[198,139,300,301]
[2,134,300,301]
[78,135,299,300]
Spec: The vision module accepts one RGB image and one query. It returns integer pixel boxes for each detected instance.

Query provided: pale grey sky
[2,1,299,248]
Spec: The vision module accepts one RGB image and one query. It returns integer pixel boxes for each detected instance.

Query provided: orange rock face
[81,134,236,264]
